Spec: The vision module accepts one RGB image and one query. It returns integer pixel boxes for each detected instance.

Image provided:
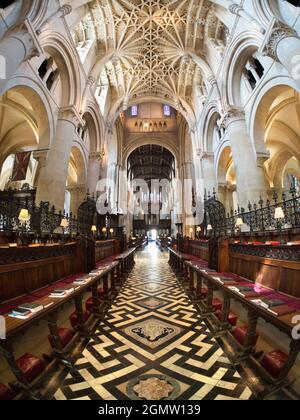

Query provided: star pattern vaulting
[78,0,224,114]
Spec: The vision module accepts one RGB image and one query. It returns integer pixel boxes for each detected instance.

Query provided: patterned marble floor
[55,244,253,401]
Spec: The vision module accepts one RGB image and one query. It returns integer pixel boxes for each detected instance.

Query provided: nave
[55,244,252,401]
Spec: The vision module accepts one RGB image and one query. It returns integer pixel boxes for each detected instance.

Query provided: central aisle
[55,244,252,400]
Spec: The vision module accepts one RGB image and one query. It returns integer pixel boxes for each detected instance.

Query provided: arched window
[37,56,60,92]
[131,105,138,117]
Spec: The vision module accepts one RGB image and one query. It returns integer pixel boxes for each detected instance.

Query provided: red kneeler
[0,384,15,401]
[69,311,90,328]
[16,353,46,383]
[232,325,259,346]
[261,350,288,378]
[212,298,222,311]
[215,310,238,326]
[98,288,105,298]
[85,297,94,312]
[48,327,75,349]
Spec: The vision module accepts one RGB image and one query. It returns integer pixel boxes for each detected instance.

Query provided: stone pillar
[88,152,101,197]
[32,150,48,189]
[0,19,43,95]
[68,184,86,216]
[200,152,216,196]
[36,106,82,211]
[260,20,300,91]
[222,108,267,209]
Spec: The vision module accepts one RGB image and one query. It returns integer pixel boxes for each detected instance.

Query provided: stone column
[32,150,48,189]
[87,152,101,197]
[36,106,82,211]
[68,184,86,216]
[200,152,216,196]
[222,108,267,209]
[0,19,43,95]
[260,20,300,91]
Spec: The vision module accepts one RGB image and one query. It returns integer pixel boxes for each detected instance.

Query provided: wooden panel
[188,240,209,262]
[229,250,300,298]
[95,240,116,263]
[280,268,300,298]
[0,243,83,303]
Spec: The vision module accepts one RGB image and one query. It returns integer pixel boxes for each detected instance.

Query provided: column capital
[221,107,245,128]
[260,18,298,61]
[58,106,83,127]
[201,152,214,161]
[87,76,96,87]
[257,152,270,168]
[32,150,49,167]
[89,152,103,162]
[67,183,86,194]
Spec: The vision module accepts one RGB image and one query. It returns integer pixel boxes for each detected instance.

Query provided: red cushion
[31,281,70,299]
[48,328,75,349]
[261,350,288,378]
[85,297,94,312]
[0,295,37,316]
[212,298,222,311]
[16,353,46,383]
[0,384,15,401]
[216,310,238,326]
[232,325,259,346]
[69,311,90,328]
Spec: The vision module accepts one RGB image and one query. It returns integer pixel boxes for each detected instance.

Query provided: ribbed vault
[71,0,227,120]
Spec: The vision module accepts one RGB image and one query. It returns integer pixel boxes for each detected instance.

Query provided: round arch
[222,32,262,108]
[249,77,300,155]
[39,31,82,108]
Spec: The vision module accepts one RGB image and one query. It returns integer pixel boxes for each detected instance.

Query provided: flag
[11,152,31,181]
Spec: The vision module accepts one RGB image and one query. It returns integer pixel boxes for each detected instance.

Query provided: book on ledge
[18,303,44,314]
[261,299,286,308]
[251,300,294,316]
[8,307,33,320]
[73,278,88,285]
[213,277,238,285]
[50,287,75,298]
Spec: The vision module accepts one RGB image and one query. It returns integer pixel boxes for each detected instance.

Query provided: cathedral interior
[0,0,300,401]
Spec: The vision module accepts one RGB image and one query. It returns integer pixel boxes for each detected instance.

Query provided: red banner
[11,152,31,182]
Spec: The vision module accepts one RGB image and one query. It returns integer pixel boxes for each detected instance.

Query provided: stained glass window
[131,105,138,117]
[163,105,171,117]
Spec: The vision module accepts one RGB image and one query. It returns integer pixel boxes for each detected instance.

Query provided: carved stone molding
[10,19,43,61]
[221,107,245,128]
[89,152,103,162]
[32,150,49,167]
[58,106,83,127]
[36,5,73,35]
[260,19,297,62]
[257,153,270,168]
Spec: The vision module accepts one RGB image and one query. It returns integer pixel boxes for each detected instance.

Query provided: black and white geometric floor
[55,244,253,401]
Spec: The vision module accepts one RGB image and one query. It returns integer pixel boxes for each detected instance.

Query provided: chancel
[0,0,300,402]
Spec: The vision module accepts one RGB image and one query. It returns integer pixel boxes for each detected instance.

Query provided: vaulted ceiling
[71,0,227,120]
